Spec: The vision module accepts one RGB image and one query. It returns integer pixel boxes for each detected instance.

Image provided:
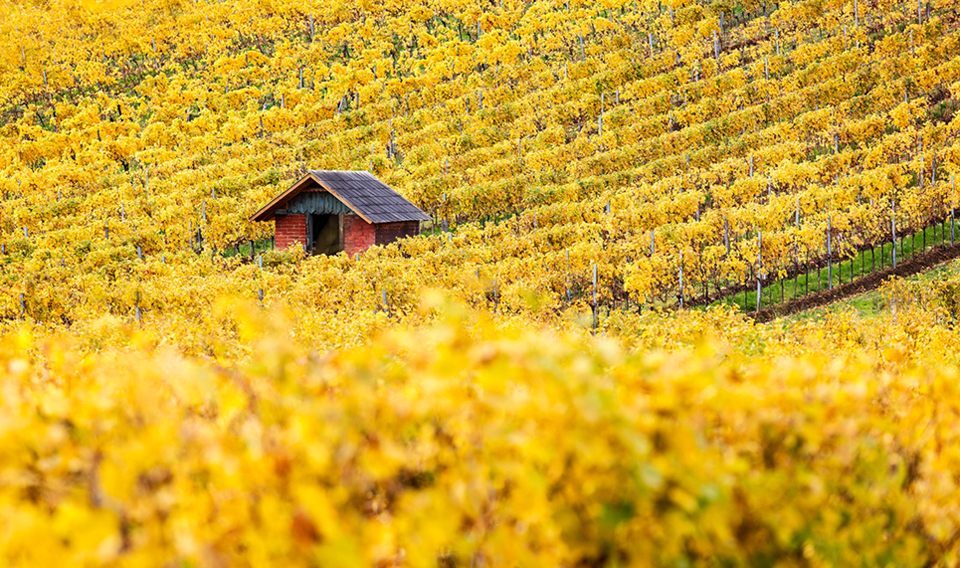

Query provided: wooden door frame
[306,213,314,253]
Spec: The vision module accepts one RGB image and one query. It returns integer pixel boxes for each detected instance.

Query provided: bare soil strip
[749,243,960,323]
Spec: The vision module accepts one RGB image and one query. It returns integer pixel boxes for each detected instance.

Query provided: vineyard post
[920,156,925,189]
[723,215,730,287]
[19,293,25,319]
[855,0,859,25]
[679,250,684,309]
[135,291,141,324]
[795,197,800,299]
[756,231,762,312]
[827,216,832,290]
[138,247,143,261]
[592,263,598,330]
[892,201,897,268]
[258,254,262,269]
[258,289,264,306]
[381,290,388,313]
[565,250,571,302]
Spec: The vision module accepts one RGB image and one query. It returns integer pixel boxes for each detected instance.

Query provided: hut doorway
[310,213,343,255]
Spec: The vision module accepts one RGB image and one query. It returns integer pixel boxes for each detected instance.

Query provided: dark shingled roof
[308,170,431,223]
[249,170,431,224]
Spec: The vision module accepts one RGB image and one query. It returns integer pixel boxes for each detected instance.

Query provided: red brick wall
[344,214,376,256]
[275,214,306,250]
[376,221,421,246]
[276,215,417,256]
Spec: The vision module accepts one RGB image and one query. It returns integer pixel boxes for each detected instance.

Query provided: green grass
[714,218,957,313]
[778,249,960,323]
[221,238,275,258]
[783,288,886,323]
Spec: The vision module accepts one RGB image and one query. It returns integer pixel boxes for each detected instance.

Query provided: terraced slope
[1,0,959,332]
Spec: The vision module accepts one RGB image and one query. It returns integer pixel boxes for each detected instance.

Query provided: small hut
[249,170,431,256]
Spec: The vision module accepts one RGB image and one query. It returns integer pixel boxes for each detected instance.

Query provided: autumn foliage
[4,0,960,564]
[2,300,960,566]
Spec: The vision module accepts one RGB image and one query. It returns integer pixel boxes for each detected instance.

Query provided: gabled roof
[249,170,431,224]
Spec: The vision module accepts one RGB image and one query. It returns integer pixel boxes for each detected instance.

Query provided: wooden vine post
[827,216,833,290]
[678,249,684,308]
[592,262,598,330]
[892,201,897,268]
[756,231,762,312]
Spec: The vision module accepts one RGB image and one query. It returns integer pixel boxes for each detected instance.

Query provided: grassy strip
[220,238,275,258]
[784,256,960,323]
[717,218,956,312]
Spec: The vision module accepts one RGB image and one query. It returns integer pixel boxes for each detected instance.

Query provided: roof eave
[248,173,317,222]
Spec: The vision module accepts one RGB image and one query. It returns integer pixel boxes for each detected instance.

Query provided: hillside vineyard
[2,0,959,325]
[5,0,960,565]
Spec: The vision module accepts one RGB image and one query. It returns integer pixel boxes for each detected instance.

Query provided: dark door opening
[310,213,343,255]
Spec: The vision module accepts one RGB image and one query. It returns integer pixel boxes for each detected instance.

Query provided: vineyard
[5,0,960,564]
[2,0,960,326]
